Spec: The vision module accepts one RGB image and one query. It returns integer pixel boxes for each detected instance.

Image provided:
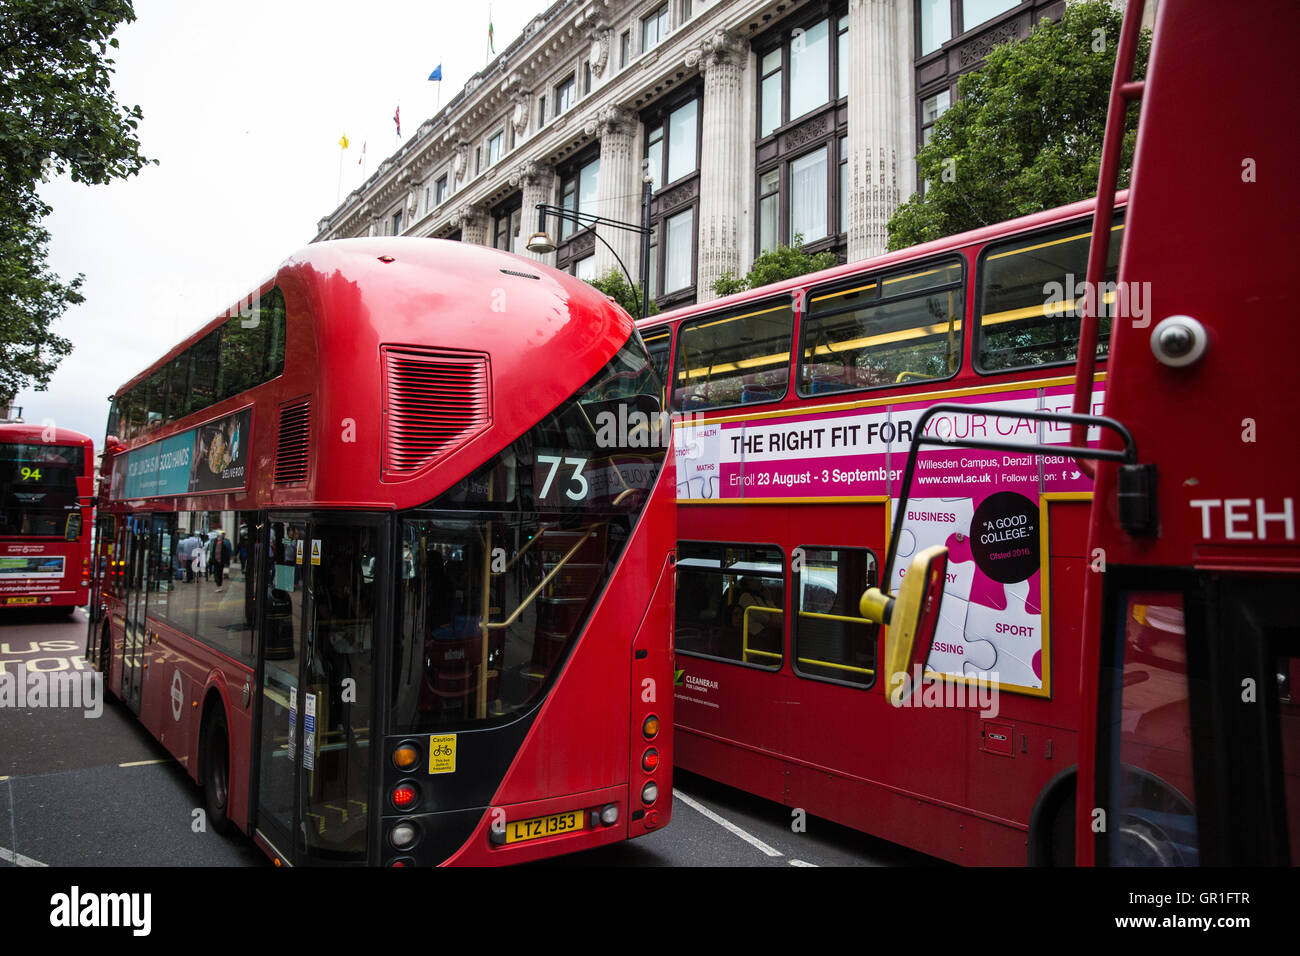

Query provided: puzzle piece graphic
[894,497,974,600]
[964,578,1043,689]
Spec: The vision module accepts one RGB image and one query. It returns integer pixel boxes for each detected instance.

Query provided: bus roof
[0,422,95,450]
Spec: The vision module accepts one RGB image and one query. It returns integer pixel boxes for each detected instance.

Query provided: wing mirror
[859,545,948,705]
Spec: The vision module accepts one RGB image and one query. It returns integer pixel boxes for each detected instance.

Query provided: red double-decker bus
[849,0,1297,866]
[0,422,94,614]
[88,238,674,866]
[638,192,1124,865]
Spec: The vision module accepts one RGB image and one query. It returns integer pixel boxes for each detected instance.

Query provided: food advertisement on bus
[112,407,251,499]
[673,381,1105,696]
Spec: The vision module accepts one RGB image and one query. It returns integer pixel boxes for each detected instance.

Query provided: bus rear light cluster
[642,715,659,739]
[392,741,421,771]
[641,782,659,806]
[641,748,659,772]
[389,820,420,850]
[391,782,420,811]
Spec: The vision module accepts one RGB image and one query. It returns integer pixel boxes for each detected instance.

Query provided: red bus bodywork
[1072,0,1299,866]
[90,238,674,865]
[639,195,1124,865]
[0,424,94,612]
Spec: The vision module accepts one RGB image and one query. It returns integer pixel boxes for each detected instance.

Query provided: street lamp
[526,164,655,319]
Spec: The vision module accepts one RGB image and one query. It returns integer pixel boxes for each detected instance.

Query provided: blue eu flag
[428,64,443,81]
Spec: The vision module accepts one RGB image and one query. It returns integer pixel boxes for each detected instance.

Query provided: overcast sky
[17,0,552,443]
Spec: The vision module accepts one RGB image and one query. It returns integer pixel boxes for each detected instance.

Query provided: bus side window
[673,303,792,411]
[792,547,878,688]
[977,212,1124,372]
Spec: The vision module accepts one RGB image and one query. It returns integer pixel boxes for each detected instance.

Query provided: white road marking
[789,859,818,867]
[673,789,783,857]
[0,845,48,867]
[118,759,166,768]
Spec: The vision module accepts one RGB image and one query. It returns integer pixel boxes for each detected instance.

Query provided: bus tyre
[202,706,235,836]
[98,624,116,700]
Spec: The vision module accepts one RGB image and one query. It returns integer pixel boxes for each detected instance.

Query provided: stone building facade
[313,0,1070,310]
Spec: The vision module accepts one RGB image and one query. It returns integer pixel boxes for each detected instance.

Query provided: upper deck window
[799,257,964,396]
[977,213,1123,372]
[673,301,793,411]
[117,287,287,442]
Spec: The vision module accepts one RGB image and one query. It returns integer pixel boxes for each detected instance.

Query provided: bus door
[120,514,151,713]
[253,514,383,865]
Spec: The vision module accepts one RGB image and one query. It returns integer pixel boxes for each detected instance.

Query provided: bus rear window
[978,214,1124,372]
[800,257,963,395]
[673,302,792,411]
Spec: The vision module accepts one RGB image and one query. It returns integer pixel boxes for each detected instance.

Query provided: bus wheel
[98,624,115,698]
[202,706,235,835]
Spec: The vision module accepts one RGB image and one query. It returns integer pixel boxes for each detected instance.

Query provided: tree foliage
[585,268,659,318]
[0,0,154,398]
[711,236,838,297]
[886,0,1149,252]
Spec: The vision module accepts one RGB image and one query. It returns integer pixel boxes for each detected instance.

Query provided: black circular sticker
[970,491,1040,584]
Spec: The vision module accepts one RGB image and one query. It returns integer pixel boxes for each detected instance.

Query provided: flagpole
[336,147,343,204]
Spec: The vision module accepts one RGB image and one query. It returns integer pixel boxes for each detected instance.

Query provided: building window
[680,0,693,23]
[557,154,600,241]
[920,89,951,146]
[788,17,830,121]
[919,0,951,54]
[759,49,781,138]
[538,96,547,128]
[836,15,848,97]
[644,96,699,188]
[492,197,522,254]
[642,3,669,52]
[486,130,503,168]
[754,6,849,258]
[759,12,848,137]
[758,168,780,254]
[620,30,631,67]
[574,255,597,280]
[919,0,1022,56]
[392,210,403,235]
[663,207,694,294]
[435,175,448,205]
[583,61,592,96]
[554,76,574,116]
[789,146,828,243]
[963,0,1019,31]
[642,88,702,306]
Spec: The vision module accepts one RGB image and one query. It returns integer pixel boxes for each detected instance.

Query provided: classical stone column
[510,160,556,267]
[451,204,489,245]
[587,105,638,281]
[691,30,749,302]
[847,0,904,261]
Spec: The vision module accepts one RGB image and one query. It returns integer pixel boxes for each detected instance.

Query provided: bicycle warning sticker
[429,734,457,774]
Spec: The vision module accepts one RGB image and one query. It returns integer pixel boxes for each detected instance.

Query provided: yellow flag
[338,134,349,149]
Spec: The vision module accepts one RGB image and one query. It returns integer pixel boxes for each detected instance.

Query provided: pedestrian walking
[212,530,231,591]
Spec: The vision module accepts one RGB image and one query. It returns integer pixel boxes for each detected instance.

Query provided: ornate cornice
[509,159,554,188]
[687,30,747,72]
[449,203,488,228]
[583,104,635,137]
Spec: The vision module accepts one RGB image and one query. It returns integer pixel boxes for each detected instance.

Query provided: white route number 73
[537,455,590,501]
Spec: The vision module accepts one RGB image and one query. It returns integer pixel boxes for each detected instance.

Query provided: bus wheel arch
[1028,766,1077,866]
[199,692,235,835]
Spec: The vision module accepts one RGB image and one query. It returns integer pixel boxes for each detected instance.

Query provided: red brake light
[642,748,659,772]
[391,783,418,810]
